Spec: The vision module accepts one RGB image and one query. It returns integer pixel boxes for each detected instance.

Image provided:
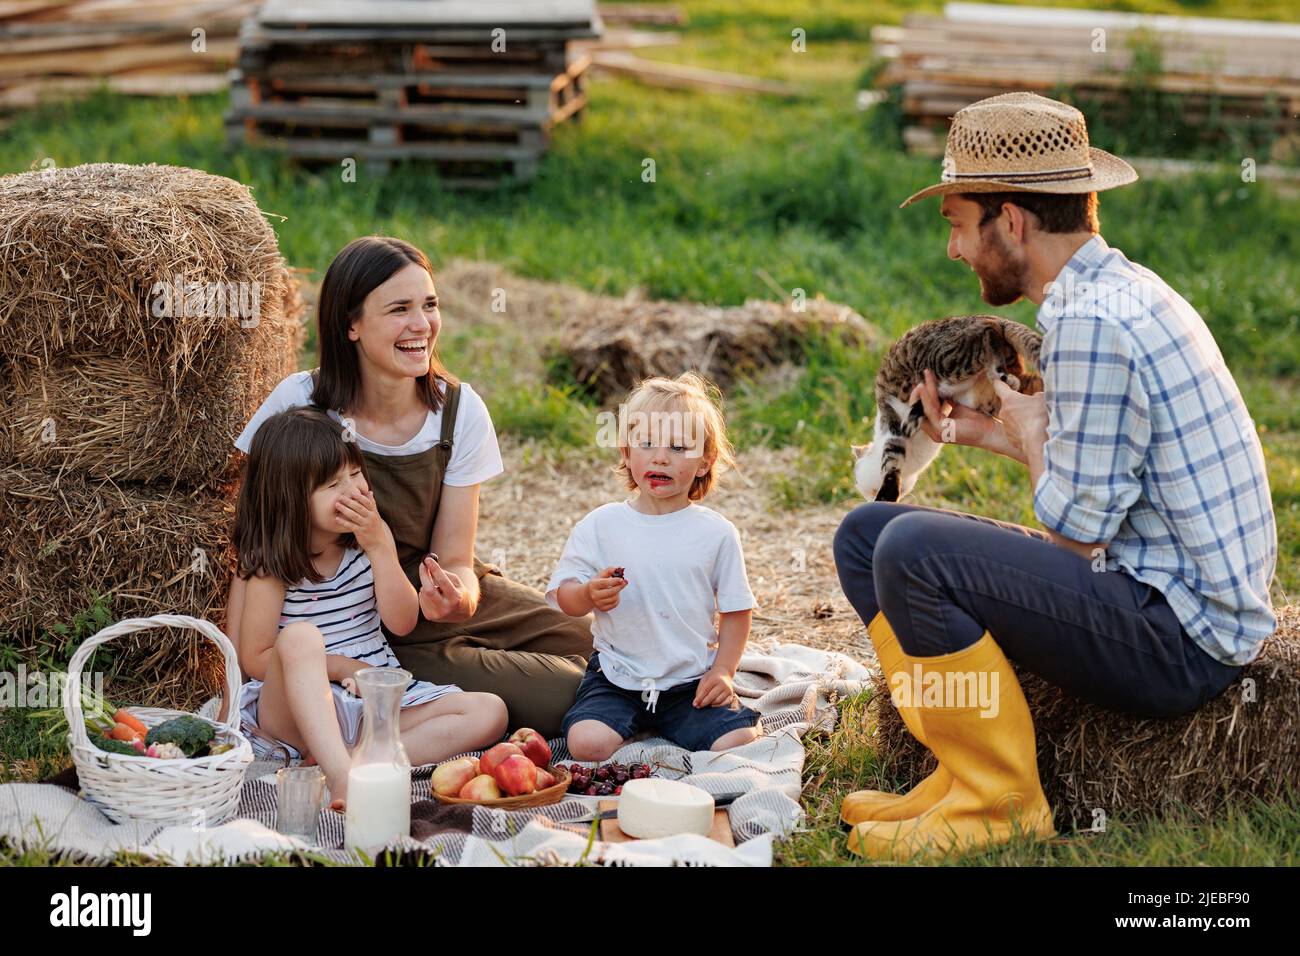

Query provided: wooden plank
[887,64,1300,99]
[904,18,1300,53]
[589,50,798,96]
[0,37,238,78]
[247,25,597,45]
[239,135,540,162]
[596,4,684,26]
[228,100,555,129]
[571,27,680,51]
[259,0,597,29]
[249,69,561,91]
[0,71,226,108]
[943,2,1300,42]
[891,22,1300,64]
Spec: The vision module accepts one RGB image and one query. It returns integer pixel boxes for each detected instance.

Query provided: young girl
[545,371,762,759]
[234,407,507,807]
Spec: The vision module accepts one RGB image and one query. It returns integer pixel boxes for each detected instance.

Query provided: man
[833,92,1277,860]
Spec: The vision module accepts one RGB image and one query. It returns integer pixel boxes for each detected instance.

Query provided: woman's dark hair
[234,407,369,585]
[311,235,459,415]
[963,190,1099,234]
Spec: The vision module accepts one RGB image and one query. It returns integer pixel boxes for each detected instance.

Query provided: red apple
[493,754,538,796]
[535,767,558,790]
[508,728,552,769]
[458,774,502,801]
[432,756,479,797]
[479,742,523,778]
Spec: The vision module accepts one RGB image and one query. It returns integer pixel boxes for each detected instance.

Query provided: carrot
[114,709,147,736]
[110,722,143,742]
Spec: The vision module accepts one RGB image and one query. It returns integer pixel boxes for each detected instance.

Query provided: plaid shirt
[1032,234,1276,667]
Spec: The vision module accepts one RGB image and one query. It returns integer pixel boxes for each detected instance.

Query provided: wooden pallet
[225,56,589,184]
[223,0,599,184]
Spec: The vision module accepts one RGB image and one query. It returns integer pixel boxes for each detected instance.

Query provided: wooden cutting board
[597,800,734,846]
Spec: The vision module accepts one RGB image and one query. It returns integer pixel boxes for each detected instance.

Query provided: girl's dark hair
[311,235,459,414]
[234,407,368,585]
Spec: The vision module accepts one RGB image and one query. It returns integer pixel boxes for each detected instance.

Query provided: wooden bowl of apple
[430,728,571,809]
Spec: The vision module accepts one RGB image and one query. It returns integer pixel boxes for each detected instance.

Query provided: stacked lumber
[0,0,251,116]
[874,2,1300,155]
[224,0,602,185]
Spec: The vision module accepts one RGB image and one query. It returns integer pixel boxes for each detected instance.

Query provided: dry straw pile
[545,291,882,404]
[870,604,1300,828]
[0,163,303,685]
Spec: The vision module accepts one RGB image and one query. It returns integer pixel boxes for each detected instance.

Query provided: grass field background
[1,0,1296,865]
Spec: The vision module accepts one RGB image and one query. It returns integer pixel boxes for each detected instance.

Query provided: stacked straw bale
[0,163,303,665]
[870,604,1300,828]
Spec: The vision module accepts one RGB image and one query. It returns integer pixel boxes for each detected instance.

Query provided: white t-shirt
[544,500,757,695]
[233,370,504,486]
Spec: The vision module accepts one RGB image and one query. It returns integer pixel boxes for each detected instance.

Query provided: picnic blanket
[0,644,868,866]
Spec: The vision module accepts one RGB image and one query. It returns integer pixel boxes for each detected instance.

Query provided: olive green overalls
[344,375,594,738]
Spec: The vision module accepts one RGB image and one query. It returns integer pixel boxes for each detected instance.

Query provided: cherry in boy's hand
[586,566,628,612]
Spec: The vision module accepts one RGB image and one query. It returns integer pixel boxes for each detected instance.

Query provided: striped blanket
[0,644,868,867]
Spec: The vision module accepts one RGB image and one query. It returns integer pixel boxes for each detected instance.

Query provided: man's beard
[971,228,1029,306]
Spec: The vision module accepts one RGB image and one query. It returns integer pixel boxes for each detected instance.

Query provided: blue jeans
[561,652,761,753]
[832,502,1243,718]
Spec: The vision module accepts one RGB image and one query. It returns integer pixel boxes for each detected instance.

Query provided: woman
[225,236,594,738]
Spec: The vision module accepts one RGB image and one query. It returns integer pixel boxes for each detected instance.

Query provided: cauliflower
[149,742,187,759]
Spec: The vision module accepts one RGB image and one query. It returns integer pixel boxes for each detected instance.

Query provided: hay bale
[0,265,304,488]
[870,607,1300,828]
[547,295,882,402]
[0,162,292,384]
[0,464,237,651]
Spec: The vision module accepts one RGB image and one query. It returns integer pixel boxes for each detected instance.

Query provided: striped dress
[238,545,459,759]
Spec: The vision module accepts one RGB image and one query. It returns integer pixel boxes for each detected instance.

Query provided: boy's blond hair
[614,370,738,501]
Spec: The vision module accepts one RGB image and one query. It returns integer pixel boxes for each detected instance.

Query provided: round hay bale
[869,608,1300,829]
[0,162,291,386]
[0,264,304,488]
[0,464,238,667]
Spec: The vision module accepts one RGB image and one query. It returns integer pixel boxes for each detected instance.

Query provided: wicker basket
[64,614,254,827]
[433,765,572,809]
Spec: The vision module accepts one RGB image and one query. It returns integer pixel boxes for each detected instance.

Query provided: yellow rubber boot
[847,631,1055,861]
[839,611,953,826]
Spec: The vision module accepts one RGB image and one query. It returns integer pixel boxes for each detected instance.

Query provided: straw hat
[900,92,1138,208]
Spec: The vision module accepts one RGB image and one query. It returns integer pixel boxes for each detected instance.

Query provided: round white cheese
[617,779,715,839]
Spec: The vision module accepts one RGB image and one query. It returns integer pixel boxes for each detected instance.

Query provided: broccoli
[144,716,215,757]
[91,735,141,756]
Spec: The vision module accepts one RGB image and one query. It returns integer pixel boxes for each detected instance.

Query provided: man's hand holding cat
[909,368,1020,460]
[991,379,1048,459]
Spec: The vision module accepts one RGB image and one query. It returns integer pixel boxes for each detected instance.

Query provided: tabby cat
[852,315,1043,502]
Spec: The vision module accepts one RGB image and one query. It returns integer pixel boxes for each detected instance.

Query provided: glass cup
[276,765,325,844]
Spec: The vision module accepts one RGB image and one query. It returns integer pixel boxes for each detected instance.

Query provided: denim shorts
[560,652,762,753]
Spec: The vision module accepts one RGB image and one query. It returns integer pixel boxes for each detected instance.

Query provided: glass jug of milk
[343,667,412,857]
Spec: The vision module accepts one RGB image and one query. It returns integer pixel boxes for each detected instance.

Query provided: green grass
[1,0,1297,864]
[778,691,1300,866]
